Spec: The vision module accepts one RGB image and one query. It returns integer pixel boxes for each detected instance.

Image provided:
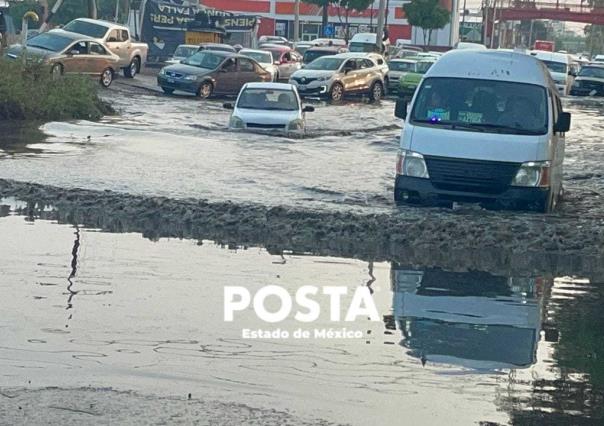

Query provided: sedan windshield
[303,50,332,64]
[27,33,73,52]
[411,77,548,135]
[173,46,198,58]
[542,60,568,74]
[579,66,604,79]
[389,61,416,72]
[305,57,344,71]
[63,20,108,39]
[182,52,224,69]
[237,88,299,111]
[241,50,272,64]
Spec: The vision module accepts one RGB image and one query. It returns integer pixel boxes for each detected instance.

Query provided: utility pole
[294,0,300,42]
[376,0,386,52]
[88,0,97,20]
[490,0,497,48]
[114,0,119,22]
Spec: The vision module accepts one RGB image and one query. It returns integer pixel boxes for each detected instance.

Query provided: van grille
[246,123,286,129]
[425,156,520,194]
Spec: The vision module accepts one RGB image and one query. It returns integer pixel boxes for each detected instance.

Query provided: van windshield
[411,77,548,135]
[541,60,568,74]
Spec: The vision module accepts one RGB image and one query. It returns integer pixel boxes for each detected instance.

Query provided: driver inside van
[498,96,540,129]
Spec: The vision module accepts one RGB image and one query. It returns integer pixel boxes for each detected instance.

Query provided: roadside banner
[140,0,257,59]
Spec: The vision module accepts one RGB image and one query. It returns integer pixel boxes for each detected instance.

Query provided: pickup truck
[59,18,148,78]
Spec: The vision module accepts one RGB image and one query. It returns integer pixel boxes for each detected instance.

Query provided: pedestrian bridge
[497,1,604,25]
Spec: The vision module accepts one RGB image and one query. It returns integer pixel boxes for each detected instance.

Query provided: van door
[550,91,565,200]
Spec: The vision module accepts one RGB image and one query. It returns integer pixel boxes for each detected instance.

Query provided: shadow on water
[386,264,604,424]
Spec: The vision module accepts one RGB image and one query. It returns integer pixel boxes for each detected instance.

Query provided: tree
[303,0,331,33]
[334,0,372,41]
[403,0,450,47]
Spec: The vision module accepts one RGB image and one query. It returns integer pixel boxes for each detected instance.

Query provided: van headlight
[511,161,550,187]
[396,150,429,179]
[229,116,245,129]
[288,119,304,131]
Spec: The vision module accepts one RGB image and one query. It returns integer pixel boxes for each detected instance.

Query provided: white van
[530,50,574,95]
[393,50,571,212]
[348,33,390,56]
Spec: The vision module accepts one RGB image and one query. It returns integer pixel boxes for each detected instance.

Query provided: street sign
[323,24,334,37]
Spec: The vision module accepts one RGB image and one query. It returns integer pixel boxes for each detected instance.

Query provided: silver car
[289,53,386,102]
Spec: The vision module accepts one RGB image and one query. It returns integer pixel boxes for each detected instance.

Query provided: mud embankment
[1,178,604,278]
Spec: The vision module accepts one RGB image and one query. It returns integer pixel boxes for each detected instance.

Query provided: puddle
[0,202,602,424]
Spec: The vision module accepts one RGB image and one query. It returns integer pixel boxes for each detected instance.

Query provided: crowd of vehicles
[8,21,604,213]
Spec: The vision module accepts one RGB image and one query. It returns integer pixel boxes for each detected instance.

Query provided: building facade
[199,0,459,47]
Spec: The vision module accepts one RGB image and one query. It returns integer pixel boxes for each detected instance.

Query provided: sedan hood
[235,108,300,125]
[291,69,335,79]
[6,45,55,60]
[163,63,213,76]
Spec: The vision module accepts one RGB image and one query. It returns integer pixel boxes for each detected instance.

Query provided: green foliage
[0,57,113,121]
[9,0,129,28]
[403,0,450,46]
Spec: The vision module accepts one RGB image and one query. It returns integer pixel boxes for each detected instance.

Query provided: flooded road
[0,201,602,424]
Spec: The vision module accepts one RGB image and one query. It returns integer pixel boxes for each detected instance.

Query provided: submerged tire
[124,57,140,79]
[369,81,384,102]
[100,68,114,88]
[198,81,213,99]
[161,87,175,95]
[330,82,344,102]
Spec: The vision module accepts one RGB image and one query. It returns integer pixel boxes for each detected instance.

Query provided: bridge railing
[500,1,601,13]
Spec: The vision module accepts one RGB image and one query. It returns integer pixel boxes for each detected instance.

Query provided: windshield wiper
[461,123,543,135]
[412,119,485,132]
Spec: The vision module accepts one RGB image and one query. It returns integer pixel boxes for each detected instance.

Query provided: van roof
[425,50,553,87]
[350,33,377,43]
[529,50,570,64]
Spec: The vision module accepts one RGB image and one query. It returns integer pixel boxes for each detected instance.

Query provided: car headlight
[229,116,245,129]
[396,150,429,179]
[573,81,581,88]
[184,74,197,81]
[316,76,329,81]
[287,119,304,131]
[159,68,166,75]
[511,161,550,187]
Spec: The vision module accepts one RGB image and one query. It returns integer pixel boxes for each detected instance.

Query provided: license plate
[168,78,175,83]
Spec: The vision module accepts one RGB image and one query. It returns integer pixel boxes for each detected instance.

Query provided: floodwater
[0,80,600,215]
[0,200,602,424]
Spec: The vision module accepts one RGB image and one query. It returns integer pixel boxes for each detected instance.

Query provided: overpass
[496,1,604,25]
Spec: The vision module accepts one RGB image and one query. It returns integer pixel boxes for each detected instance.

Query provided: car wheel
[124,57,140,78]
[161,87,174,95]
[51,63,63,80]
[198,81,213,99]
[330,82,344,102]
[100,68,114,88]
[369,81,384,102]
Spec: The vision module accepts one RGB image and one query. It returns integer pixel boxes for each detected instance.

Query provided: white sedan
[224,82,314,133]
[239,48,278,81]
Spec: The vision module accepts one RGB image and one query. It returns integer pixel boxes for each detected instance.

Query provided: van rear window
[411,77,549,135]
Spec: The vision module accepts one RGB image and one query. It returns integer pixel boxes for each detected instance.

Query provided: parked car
[258,35,289,45]
[293,41,314,55]
[398,57,436,98]
[570,64,604,96]
[387,58,418,92]
[165,44,199,65]
[60,18,148,78]
[289,53,386,102]
[260,44,301,80]
[6,30,120,87]
[594,54,604,63]
[302,46,346,65]
[455,42,487,50]
[239,48,278,81]
[348,33,390,56]
[311,38,347,48]
[157,50,271,98]
[197,43,236,53]
[393,49,571,212]
[530,50,574,95]
[224,82,314,133]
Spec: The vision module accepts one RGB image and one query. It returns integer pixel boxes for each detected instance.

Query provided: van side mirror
[223,102,234,110]
[395,99,407,119]
[303,105,315,112]
[554,112,571,133]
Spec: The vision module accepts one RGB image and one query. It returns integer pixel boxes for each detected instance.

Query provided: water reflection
[388,264,549,370]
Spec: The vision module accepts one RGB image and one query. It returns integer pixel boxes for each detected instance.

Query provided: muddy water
[0,201,602,424]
